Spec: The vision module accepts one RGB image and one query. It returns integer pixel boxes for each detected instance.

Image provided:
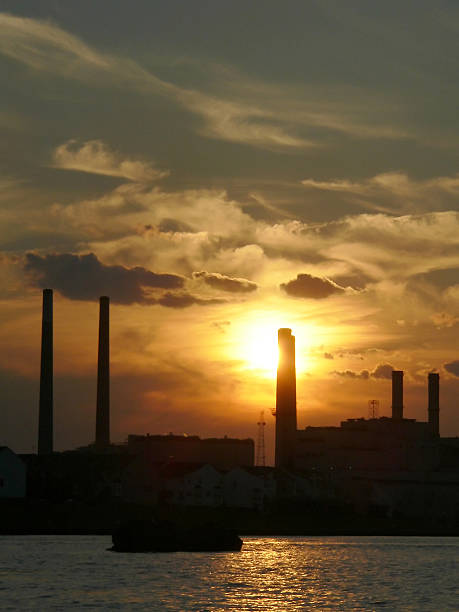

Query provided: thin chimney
[428,372,440,437]
[391,370,403,420]
[95,296,110,448]
[38,289,53,454]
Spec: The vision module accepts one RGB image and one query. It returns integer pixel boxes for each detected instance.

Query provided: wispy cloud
[0,12,412,151]
[52,140,169,183]
[0,12,109,72]
[193,270,257,293]
[158,292,225,308]
[302,172,459,214]
[0,13,309,151]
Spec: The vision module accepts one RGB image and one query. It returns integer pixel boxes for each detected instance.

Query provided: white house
[0,447,26,498]
[163,463,223,507]
[223,467,276,510]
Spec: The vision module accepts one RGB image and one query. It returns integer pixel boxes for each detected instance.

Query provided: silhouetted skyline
[0,3,458,460]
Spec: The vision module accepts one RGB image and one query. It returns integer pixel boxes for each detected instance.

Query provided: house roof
[158,462,219,479]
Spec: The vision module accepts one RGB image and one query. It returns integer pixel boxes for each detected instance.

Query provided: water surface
[1,536,457,610]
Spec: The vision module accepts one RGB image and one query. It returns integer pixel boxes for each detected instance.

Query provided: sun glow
[231,311,314,378]
[245,325,280,377]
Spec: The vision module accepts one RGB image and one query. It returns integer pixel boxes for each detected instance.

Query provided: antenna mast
[368,399,380,419]
[256,410,266,467]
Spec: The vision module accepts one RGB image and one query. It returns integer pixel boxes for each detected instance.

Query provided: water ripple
[0,535,458,610]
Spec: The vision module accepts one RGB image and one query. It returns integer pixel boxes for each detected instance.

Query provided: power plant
[274,328,453,474]
[34,289,253,468]
[4,303,458,529]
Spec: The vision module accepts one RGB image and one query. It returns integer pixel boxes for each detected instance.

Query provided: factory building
[274,329,456,474]
[127,434,254,470]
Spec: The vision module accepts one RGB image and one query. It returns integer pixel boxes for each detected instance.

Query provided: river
[1,535,458,610]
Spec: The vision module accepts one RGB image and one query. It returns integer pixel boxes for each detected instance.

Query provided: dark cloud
[371,363,394,379]
[280,273,345,299]
[323,352,334,360]
[444,360,459,377]
[158,292,225,309]
[24,252,184,304]
[332,363,395,380]
[413,268,459,291]
[333,369,370,379]
[193,270,257,293]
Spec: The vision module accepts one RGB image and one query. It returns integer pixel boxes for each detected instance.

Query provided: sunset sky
[1,2,458,462]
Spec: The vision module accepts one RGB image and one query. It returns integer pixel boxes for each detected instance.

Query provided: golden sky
[0,4,458,461]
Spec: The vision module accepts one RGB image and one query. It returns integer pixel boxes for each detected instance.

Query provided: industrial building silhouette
[35,289,253,468]
[3,296,459,529]
[274,328,457,475]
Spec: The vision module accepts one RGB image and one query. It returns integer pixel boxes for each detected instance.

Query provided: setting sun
[245,325,279,376]
[229,311,315,378]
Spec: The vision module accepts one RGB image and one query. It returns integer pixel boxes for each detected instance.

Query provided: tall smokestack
[95,296,110,448]
[38,289,53,454]
[275,328,297,468]
[428,372,440,437]
[391,370,403,420]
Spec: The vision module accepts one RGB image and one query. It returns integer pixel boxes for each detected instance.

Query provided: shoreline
[2,499,458,537]
[1,529,458,537]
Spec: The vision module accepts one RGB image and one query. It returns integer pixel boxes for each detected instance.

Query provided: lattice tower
[368,399,380,419]
[256,410,266,467]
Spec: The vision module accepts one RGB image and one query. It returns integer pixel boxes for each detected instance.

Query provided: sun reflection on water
[1,535,458,610]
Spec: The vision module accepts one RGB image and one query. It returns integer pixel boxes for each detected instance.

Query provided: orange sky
[0,5,458,462]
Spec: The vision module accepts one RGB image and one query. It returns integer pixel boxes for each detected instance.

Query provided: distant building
[121,459,276,509]
[127,433,254,470]
[273,329,459,519]
[295,416,438,473]
[163,463,223,507]
[0,447,26,498]
[223,467,276,510]
[21,451,132,501]
[274,330,453,474]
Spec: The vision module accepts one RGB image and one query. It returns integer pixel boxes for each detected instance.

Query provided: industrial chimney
[275,328,297,468]
[391,370,403,420]
[428,372,440,437]
[95,296,110,448]
[38,289,53,454]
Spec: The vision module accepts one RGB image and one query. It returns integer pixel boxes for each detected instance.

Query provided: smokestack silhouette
[38,289,53,454]
[275,328,297,468]
[428,372,440,437]
[391,370,403,420]
[95,296,110,448]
